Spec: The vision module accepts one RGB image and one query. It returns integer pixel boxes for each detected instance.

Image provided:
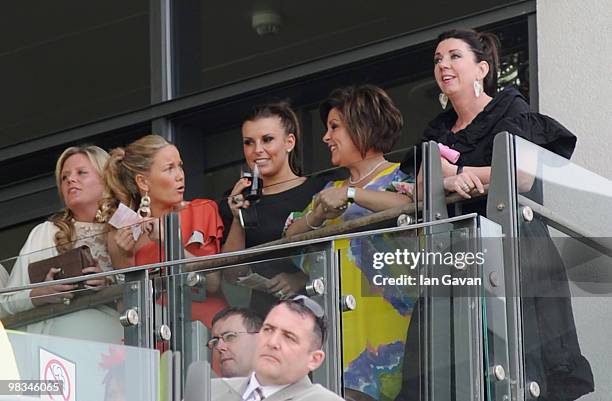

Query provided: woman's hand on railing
[440,157,459,177]
[314,188,347,219]
[443,171,485,199]
[30,268,78,306]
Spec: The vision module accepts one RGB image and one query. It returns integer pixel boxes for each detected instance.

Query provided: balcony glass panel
[5,330,158,401]
[154,247,336,396]
[337,222,484,401]
[514,136,612,401]
[0,219,160,345]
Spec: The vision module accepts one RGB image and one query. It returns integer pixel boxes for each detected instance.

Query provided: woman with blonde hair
[100,134,226,329]
[0,145,123,343]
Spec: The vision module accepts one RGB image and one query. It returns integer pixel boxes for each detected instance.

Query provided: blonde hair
[99,134,171,222]
[49,145,109,252]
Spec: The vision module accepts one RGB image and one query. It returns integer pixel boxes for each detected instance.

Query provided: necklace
[348,159,387,185]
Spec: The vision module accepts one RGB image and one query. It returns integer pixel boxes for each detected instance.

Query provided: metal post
[164,212,189,399]
[122,269,153,348]
[487,132,524,401]
[312,243,342,394]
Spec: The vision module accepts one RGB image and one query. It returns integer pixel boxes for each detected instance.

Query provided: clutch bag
[28,245,95,284]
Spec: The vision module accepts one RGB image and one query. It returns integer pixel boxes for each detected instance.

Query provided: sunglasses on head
[288,295,325,318]
[282,295,327,346]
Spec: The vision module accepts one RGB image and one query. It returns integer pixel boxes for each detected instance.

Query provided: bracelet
[456,165,464,175]
[305,210,325,230]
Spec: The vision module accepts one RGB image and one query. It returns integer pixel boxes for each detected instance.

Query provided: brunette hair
[243,101,302,175]
[50,145,109,253]
[211,307,263,333]
[276,297,327,350]
[437,29,501,96]
[99,134,171,222]
[319,84,403,158]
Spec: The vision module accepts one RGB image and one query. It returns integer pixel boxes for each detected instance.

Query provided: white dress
[0,221,123,344]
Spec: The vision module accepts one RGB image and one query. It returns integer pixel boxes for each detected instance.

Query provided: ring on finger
[323,206,329,213]
[231,195,243,205]
[462,184,470,191]
[275,290,285,298]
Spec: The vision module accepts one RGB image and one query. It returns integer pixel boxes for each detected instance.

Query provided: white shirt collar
[242,372,289,399]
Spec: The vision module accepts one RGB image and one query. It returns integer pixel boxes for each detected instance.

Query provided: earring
[439,93,448,110]
[138,192,151,218]
[473,80,483,98]
[95,209,104,223]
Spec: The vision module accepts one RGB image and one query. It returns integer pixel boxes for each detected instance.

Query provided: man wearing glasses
[212,295,344,401]
[208,307,263,378]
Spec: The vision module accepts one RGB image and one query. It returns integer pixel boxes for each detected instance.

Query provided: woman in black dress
[396,29,593,401]
[219,102,330,316]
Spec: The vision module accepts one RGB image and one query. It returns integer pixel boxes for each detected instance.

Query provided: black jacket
[396,88,593,401]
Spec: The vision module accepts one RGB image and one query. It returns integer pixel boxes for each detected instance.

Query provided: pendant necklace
[348,159,387,185]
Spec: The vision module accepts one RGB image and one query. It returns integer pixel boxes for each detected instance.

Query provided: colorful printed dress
[290,163,416,401]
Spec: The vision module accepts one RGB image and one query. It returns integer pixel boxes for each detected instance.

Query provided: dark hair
[276,297,327,350]
[211,307,263,333]
[243,101,302,175]
[437,29,500,97]
[319,84,403,158]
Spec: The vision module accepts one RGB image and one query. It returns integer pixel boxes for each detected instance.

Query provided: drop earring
[438,93,448,110]
[138,192,151,218]
[473,80,483,98]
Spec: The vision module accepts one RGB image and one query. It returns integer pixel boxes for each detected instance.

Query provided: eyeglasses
[206,331,258,349]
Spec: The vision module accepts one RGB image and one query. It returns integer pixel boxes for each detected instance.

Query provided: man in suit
[209,307,262,378]
[212,295,344,401]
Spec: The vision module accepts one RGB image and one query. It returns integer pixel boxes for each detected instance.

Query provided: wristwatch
[346,186,357,203]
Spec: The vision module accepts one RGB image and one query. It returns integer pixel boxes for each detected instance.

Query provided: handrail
[1,204,479,328]
[2,285,123,329]
[518,195,612,257]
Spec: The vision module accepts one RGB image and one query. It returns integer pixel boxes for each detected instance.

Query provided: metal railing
[1,133,610,401]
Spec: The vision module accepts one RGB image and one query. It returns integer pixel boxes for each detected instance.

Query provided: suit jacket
[211,375,344,401]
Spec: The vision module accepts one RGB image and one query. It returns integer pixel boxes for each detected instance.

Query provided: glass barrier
[514,136,612,401]
[337,218,485,401]
[3,330,158,401]
[0,273,141,346]
[514,136,612,237]
[0,217,163,290]
[154,247,335,398]
[0,220,160,346]
[479,219,511,401]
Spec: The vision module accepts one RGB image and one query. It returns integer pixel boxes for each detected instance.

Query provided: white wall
[537,0,612,180]
[537,2,612,400]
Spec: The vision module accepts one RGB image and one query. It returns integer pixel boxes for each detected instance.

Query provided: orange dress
[135,199,228,329]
